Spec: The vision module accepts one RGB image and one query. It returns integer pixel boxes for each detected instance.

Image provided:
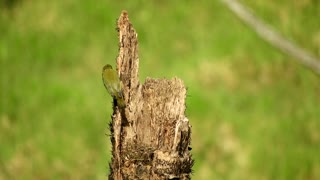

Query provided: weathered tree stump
[108,11,193,180]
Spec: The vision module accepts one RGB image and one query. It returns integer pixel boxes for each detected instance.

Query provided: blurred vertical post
[108,11,193,179]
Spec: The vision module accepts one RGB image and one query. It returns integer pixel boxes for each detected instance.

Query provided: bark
[108,11,193,180]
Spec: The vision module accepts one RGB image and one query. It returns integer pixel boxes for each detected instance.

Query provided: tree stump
[108,11,193,180]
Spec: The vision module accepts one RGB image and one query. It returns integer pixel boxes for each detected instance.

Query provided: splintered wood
[108,11,193,180]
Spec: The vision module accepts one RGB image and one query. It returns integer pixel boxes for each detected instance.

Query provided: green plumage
[102,64,125,107]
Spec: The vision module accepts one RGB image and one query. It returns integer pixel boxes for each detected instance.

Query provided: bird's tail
[114,91,126,108]
[116,97,126,108]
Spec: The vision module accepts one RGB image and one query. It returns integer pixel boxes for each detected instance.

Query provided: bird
[102,64,125,108]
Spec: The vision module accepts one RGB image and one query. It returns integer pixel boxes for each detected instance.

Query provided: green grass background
[1,0,319,179]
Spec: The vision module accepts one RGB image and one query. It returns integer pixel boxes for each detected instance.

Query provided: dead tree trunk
[108,11,193,180]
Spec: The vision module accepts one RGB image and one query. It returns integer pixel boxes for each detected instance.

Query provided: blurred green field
[1,0,319,179]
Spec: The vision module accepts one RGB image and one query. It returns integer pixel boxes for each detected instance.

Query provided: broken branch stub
[109,11,193,180]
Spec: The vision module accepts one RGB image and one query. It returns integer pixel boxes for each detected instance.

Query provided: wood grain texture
[108,11,193,180]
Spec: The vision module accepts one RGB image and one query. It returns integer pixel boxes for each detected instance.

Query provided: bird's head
[103,64,113,71]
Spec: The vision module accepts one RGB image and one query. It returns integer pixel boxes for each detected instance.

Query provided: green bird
[102,64,125,108]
